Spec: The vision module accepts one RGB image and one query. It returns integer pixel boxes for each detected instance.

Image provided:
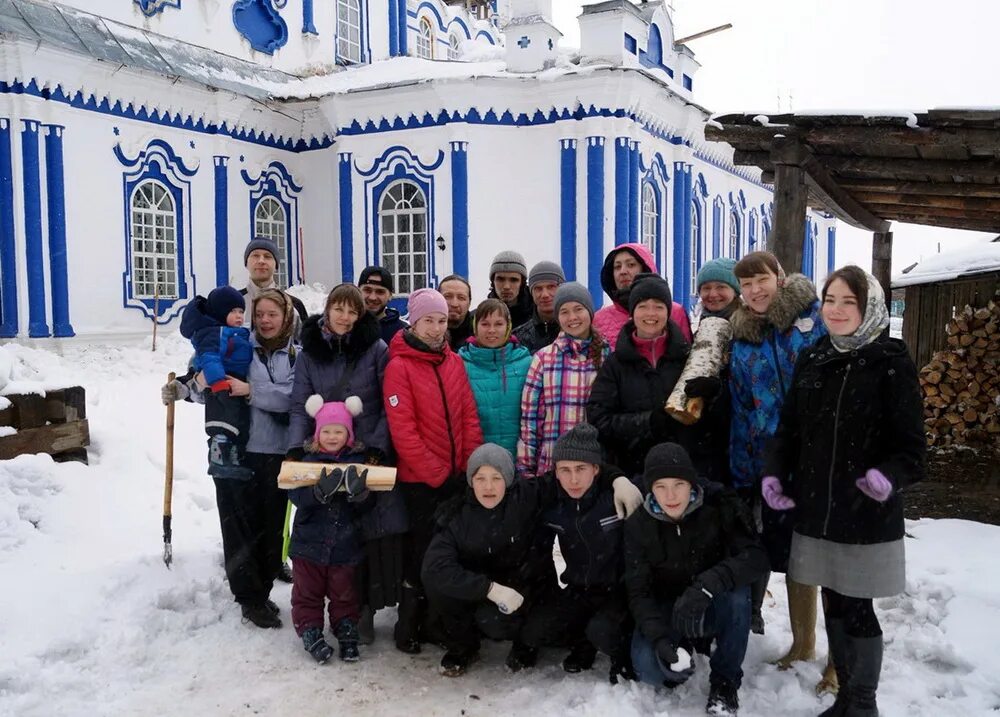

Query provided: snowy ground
[1,333,999,717]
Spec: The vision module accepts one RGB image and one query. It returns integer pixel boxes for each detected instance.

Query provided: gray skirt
[788,531,905,599]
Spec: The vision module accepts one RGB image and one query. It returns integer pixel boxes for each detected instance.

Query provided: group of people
[163,237,925,717]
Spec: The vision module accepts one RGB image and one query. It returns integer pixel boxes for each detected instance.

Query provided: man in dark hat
[358,265,408,344]
[240,237,308,328]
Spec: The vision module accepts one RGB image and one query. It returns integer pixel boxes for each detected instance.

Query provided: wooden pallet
[0,386,89,463]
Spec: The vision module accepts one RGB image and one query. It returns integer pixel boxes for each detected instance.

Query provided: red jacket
[384,331,484,487]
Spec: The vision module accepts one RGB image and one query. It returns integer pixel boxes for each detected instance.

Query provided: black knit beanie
[628,273,672,316]
[642,442,699,493]
[552,423,603,465]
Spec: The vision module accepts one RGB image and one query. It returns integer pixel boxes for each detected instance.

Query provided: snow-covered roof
[891,237,1000,287]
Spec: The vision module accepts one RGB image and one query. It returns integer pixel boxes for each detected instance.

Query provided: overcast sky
[550,0,999,273]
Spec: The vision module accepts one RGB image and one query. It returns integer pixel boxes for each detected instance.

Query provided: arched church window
[254,196,288,288]
[448,33,462,60]
[336,0,362,64]
[130,180,178,299]
[417,17,434,59]
[728,209,740,258]
[379,181,428,295]
[641,182,658,256]
[690,201,701,297]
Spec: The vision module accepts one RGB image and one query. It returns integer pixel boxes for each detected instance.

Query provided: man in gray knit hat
[513,260,565,354]
[487,250,534,328]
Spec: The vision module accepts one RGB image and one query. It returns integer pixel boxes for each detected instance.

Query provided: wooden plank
[820,155,1000,182]
[875,213,1000,233]
[0,420,90,460]
[705,124,1000,150]
[770,163,808,273]
[903,286,920,363]
[799,153,891,232]
[851,192,1000,212]
[839,179,1000,197]
[872,232,894,307]
[277,461,397,491]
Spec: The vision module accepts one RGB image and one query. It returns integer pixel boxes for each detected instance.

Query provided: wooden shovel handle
[164,372,176,518]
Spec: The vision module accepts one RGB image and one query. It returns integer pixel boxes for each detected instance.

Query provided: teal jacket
[459,340,533,456]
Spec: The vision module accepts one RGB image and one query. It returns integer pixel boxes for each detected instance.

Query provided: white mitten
[612,476,643,519]
[486,582,524,615]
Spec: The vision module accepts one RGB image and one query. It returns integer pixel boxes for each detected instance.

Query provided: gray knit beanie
[553,281,594,319]
[490,251,528,280]
[528,261,566,289]
[467,443,516,487]
[244,237,280,268]
[552,424,603,465]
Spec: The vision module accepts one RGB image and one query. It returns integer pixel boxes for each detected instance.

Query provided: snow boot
[394,583,425,654]
[275,562,294,584]
[561,642,597,673]
[819,618,852,717]
[302,627,334,664]
[358,605,376,645]
[608,654,637,685]
[440,649,479,677]
[207,435,252,480]
[843,635,882,717]
[241,602,282,629]
[775,579,817,668]
[265,599,281,616]
[334,619,360,662]
[505,641,538,672]
[706,678,739,716]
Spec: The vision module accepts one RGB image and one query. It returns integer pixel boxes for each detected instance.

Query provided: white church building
[0,0,836,338]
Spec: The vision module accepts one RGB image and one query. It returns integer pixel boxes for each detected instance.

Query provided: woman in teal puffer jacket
[459,299,533,457]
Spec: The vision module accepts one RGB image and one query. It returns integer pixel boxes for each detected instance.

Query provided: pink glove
[761,476,796,511]
[855,468,893,503]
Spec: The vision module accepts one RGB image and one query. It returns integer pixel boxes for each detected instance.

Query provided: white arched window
[255,197,288,288]
[728,210,740,258]
[690,201,701,296]
[379,181,428,295]
[131,180,178,299]
[337,0,362,63]
[448,33,462,60]
[641,183,658,256]
[416,17,434,59]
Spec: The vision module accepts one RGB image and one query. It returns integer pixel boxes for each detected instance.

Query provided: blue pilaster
[388,0,398,55]
[671,161,685,304]
[21,120,48,338]
[827,226,836,273]
[628,141,639,243]
[397,0,407,56]
[214,156,230,287]
[559,139,578,281]
[712,200,722,259]
[614,137,630,245]
[43,125,73,337]
[303,0,317,34]
[682,165,693,306]
[0,119,17,337]
[586,137,606,306]
[339,152,355,282]
[450,142,469,278]
[802,218,813,279]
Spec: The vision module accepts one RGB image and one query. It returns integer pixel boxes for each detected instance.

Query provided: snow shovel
[162,371,176,567]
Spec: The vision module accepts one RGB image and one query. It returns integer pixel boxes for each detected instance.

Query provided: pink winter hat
[305,394,363,446]
[407,287,449,325]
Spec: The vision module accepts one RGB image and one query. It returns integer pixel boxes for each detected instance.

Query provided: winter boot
[819,618,852,717]
[265,599,281,616]
[608,653,637,685]
[276,562,294,584]
[440,648,479,677]
[706,678,740,716]
[207,435,252,480]
[843,635,882,717]
[774,579,817,669]
[241,602,282,629]
[394,583,425,654]
[358,605,376,645]
[561,642,597,673]
[302,627,334,664]
[334,619,361,662]
[505,641,538,672]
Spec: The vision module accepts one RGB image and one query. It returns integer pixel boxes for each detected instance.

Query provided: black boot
[334,619,361,662]
[819,618,852,717]
[440,648,479,677]
[265,599,280,616]
[241,602,282,629]
[505,641,538,672]
[358,605,376,646]
[609,653,637,684]
[394,583,425,654]
[302,627,334,664]
[706,677,739,716]
[561,642,597,673]
[275,562,294,584]
[844,635,882,717]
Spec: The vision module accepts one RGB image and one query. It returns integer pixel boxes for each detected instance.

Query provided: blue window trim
[624,33,637,55]
[448,17,472,40]
[827,226,836,273]
[639,23,675,78]
[475,30,496,44]
[232,0,289,55]
[640,179,662,266]
[241,161,302,286]
[748,207,759,251]
[638,150,669,268]
[729,208,742,259]
[135,0,181,17]
[336,0,372,65]
[114,139,198,323]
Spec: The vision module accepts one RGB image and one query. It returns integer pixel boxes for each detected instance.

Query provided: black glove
[654,637,678,667]
[313,467,345,503]
[672,584,714,637]
[364,447,387,466]
[684,376,722,400]
[345,465,369,499]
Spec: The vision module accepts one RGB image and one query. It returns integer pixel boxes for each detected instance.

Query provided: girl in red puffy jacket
[383,287,484,654]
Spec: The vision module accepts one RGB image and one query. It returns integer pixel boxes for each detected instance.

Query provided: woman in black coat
[763,266,925,717]
[586,274,691,479]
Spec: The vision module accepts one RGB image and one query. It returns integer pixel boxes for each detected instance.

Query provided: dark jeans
[291,557,359,635]
[213,452,287,606]
[425,590,523,655]
[632,585,751,688]
[520,585,632,660]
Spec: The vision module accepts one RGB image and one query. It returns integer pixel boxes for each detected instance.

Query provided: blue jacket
[180,296,252,386]
[728,274,827,489]
[458,340,532,456]
[377,307,409,346]
[288,450,374,566]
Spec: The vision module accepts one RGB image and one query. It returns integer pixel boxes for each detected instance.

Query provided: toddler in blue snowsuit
[180,286,253,478]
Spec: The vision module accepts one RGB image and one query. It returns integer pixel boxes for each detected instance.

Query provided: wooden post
[872,231,893,307]
[770,163,808,273]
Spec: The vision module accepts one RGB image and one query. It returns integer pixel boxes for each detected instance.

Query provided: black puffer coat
[586,321,691,478]
[513,310,561,354]
[624,484,767,644]
[764,334,925,545]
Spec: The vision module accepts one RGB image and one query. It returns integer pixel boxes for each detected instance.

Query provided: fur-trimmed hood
[729,273,819,344]
[300,311,382,362]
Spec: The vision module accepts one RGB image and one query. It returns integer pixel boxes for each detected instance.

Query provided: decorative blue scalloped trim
[233,0,289,55]
[135,0,181,17]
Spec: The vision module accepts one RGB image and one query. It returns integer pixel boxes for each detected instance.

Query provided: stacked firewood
[920,297,1000,450]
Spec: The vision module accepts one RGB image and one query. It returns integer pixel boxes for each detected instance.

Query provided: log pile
[920,298,1000,451]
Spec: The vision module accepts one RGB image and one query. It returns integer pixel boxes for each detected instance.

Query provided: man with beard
[487,251,533,328]
[358,265,408,344]
[439,274,474,350]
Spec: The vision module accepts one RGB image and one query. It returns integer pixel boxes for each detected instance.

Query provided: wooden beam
[839,179,1000,198]
[705,123,1000,151]
[732,150,773,171]
[875,212,1000,233]
[770,163,809,273]
[872,232,893,308]
[875,206,1000,223]
[820,156,1000,182]
[851,192,1000,212]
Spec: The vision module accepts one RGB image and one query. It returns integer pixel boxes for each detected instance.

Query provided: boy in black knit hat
[625,442,767,716]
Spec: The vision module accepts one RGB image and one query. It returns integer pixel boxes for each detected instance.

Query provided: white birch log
[665,316,733,425]
[277,461,397,491]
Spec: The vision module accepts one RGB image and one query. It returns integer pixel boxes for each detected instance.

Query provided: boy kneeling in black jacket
[626,443,767,716]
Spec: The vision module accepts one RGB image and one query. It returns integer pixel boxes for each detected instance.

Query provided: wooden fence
[0,386,89,462]
[903,274,1000,370]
